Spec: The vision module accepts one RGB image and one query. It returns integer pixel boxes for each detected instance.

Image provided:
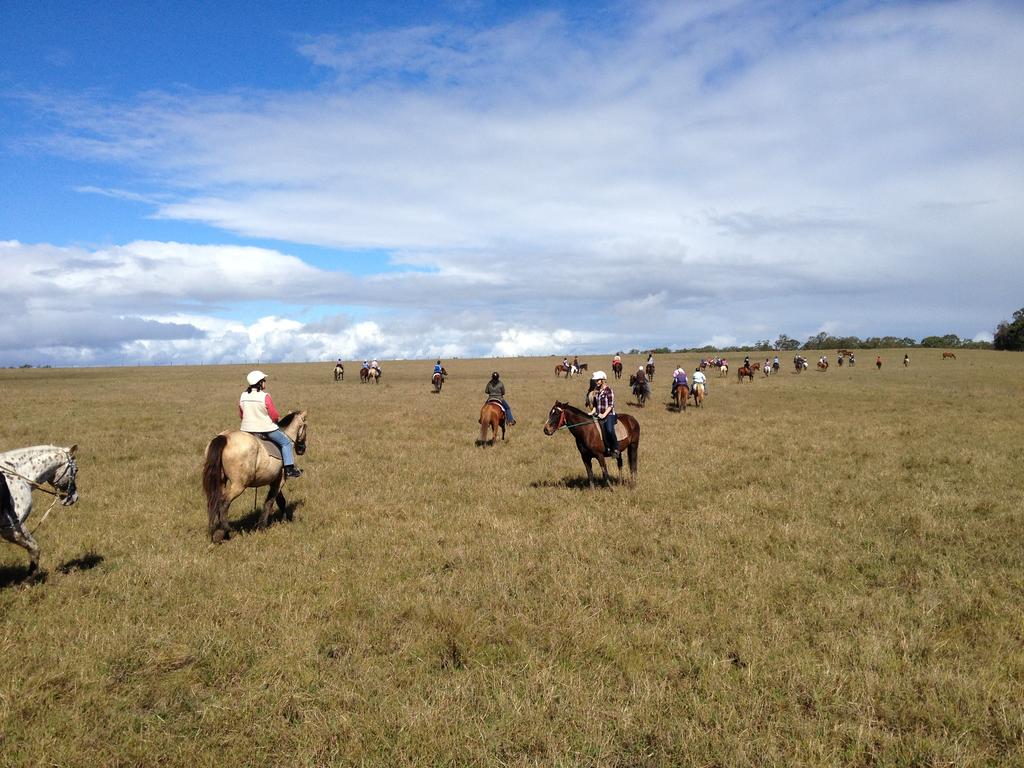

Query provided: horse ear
[68,444,78,456]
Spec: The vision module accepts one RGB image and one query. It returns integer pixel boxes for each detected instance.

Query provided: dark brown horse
[477,400,506,446]
[359,367,370,383]
[646,362,655,381]
[629,373,649,406]
[612,360,623,379]
[543,401,639,487]
[432,367,447,393]
[737,365,754,382]
[202,411,307,543]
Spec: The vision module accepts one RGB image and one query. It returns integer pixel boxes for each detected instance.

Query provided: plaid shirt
[593,386,615,414]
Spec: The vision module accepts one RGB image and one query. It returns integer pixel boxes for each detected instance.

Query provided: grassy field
[0,350,1022,767]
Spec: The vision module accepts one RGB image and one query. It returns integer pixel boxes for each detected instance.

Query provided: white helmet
[246,370,268,386]
[591,370,607,381]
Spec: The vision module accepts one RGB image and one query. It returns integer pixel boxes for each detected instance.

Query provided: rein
[0,462,72,500]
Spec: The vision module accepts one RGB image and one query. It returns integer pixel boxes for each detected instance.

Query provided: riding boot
[284,465,304,478]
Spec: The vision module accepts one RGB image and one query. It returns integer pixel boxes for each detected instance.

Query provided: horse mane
[278,411,299,429]
[556,401,590,418]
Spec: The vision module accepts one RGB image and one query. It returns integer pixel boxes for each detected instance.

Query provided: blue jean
[500,399,514,422]
[265,429,296,466]
[601,413,617,454]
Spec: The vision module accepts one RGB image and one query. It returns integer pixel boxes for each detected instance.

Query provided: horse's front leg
[1,523,41,573]
[595,455,613,488]
[259,475,283,529]
[582,455,596,488]
[276,487,290,521]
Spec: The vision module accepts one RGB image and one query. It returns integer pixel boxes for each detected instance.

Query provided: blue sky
[1,0,1021,365]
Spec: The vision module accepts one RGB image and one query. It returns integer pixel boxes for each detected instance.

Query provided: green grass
[0,351,1022,766]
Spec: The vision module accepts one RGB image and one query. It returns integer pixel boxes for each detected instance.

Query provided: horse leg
[582,455,596,488]
[1,524,41,573]
[596,455,613,488]
[500,418,506,441]
[259,476,283,529]
[213,481,246,542]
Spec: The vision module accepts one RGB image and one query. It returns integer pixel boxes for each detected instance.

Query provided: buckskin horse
[543,401,639,487]
[691,382,705,408]
[0,445,79,573]
[477,400,506,446]
[367,366,381,384]
[202,411,307,543]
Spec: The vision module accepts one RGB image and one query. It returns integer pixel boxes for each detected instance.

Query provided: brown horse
[737,365,754,382]
[555,363,570,378]
[201,411,307,543]
[359,367,370,383]
[691,382,705,408]
[432,367,448,393]
[477,400,506,446]
[673,383,689,411]
[612,360,623,379]
[629,373,649,407]
[543,401,639,487]
[942,351,957,359]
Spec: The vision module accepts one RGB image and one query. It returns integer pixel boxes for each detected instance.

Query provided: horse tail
[202,436,228,532]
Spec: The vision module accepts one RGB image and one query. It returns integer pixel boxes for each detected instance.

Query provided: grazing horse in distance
[543,401,639,487]
[333,363,344,381]
[202,411,307,543]
[942,351,957,360]
[612,360,623,379]
[477,400,506,446]
[0,445,79,573]
[432,367,447,393]
[737,365,754,382]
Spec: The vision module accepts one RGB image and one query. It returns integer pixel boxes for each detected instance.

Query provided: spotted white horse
[0,445,79,573]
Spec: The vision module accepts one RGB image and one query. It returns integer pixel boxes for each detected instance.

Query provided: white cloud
[5,2,1023,363]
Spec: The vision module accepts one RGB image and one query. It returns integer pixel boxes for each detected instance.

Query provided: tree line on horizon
[636,306,1024,355]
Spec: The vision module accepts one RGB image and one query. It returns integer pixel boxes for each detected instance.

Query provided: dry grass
[0,350,1022,767]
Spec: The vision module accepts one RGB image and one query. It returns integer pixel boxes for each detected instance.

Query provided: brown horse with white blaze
[543,401,639,487]
[202,411,307,542]
[477,400,506,446]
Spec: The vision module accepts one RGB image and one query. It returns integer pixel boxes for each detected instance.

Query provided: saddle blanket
[255,435,283,461]
[592,419,628,442]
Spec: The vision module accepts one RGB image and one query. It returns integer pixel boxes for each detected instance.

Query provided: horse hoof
[211,529,226,544]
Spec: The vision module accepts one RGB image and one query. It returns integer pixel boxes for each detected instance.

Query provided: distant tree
[993,308,1024,351]
[920,334,964,348]
[628,348,640,355]
[753,339,772,351]
[774,334,800,350]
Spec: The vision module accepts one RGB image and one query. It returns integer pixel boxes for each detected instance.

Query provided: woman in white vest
[239,370,303,478]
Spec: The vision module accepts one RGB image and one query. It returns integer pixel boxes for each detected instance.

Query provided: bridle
[294,421,307,455]
[547,406,593,433]
[0,449,77,504]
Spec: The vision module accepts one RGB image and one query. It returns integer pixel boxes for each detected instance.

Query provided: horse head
[543,402,568,435]
[54,444,79,506]
[278,411,307,455]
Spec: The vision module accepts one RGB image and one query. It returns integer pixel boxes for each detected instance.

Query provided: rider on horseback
[671,365,688,397]
[484,371,516,426]
[692,367,707,394]
[239,371,303,478]
[588,371,618,458]
[634,366,651,399]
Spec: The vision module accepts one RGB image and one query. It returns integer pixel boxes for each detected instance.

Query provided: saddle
[592,417,629,442]
[485,397,504,405]
[254,434,284,461]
